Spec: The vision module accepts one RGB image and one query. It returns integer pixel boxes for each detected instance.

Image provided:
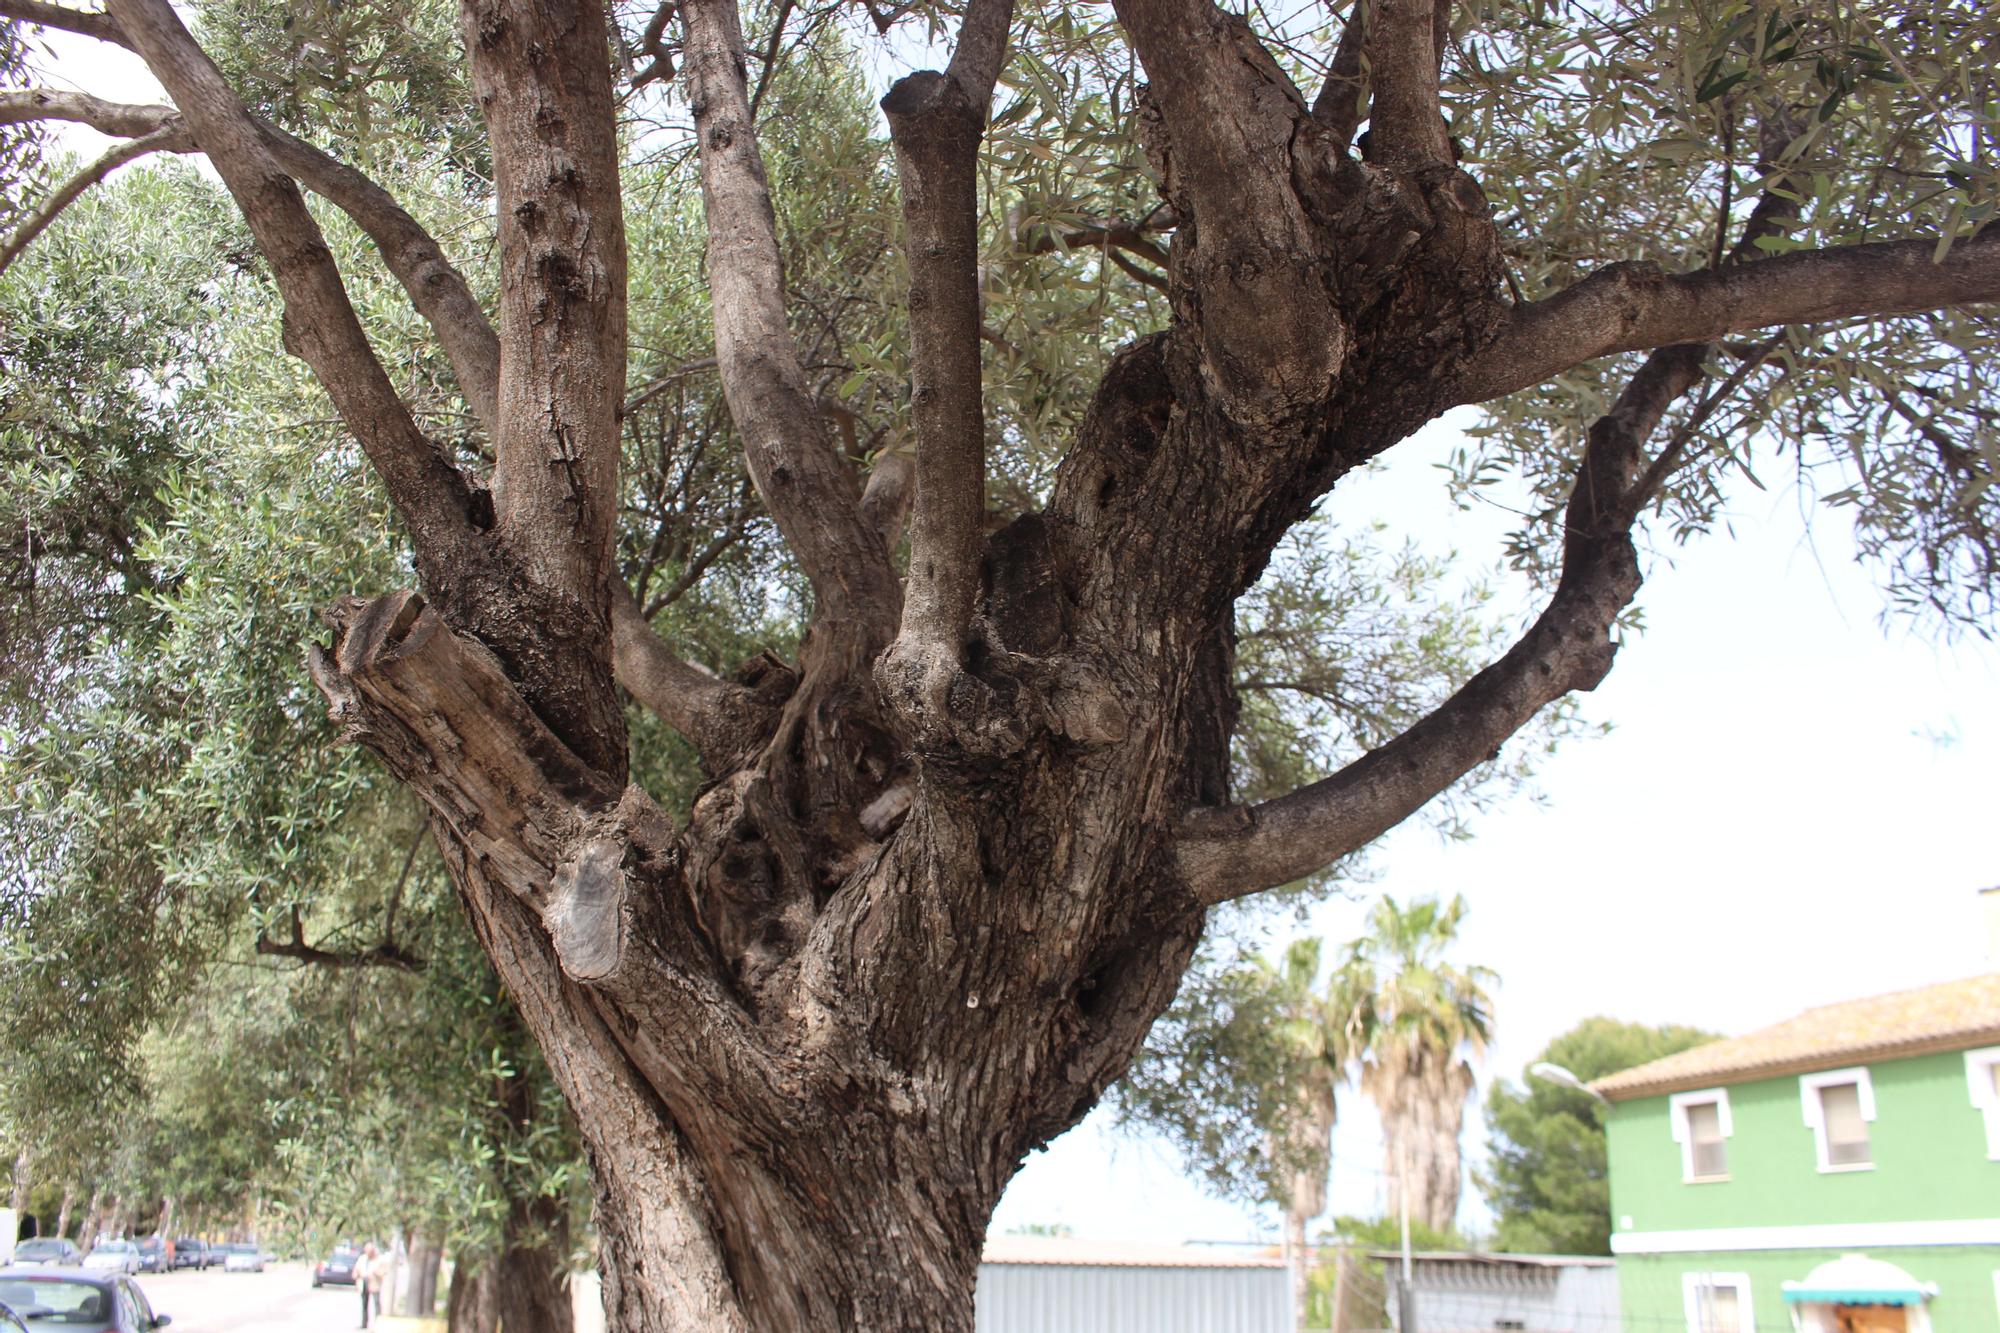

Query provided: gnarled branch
[1179,343,1708,903]
[1111,0,1348,430]
[1458,230,2000,406]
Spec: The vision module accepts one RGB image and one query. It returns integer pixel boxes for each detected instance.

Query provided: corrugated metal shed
[1372,1251,1621,1332]
[975,1237,1289,1333]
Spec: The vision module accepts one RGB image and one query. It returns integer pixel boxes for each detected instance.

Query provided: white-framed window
[1683,1270,1755,1333]
[1800,1067,1876,1171]
[1966,1046,2000,1159]
[1670,1088,1733,1181]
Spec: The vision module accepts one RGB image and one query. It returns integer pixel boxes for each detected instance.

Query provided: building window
[1967,1046,2000,1159]
[1800,1067,1876,1172]
[1670,1089,1732,1181]
[1683,1271,1754,1333]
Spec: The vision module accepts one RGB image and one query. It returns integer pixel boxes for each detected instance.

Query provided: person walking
[358,1242,383,1328]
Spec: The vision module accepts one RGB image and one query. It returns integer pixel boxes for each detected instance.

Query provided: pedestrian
[358,1241,382,1328]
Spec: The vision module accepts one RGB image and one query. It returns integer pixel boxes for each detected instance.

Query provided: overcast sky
[28,21,2000,1252]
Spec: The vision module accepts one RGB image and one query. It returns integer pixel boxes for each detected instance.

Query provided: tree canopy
[1479,1015,1715,1255]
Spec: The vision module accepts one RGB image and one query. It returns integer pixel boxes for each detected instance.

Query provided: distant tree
[1346,894,1496,1234]
[1118,935,1369,1333]
[1478,1017,1715,1255]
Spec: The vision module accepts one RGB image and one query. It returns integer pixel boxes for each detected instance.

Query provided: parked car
[166,1242,204,1273]
[130,1238,164,1276]
[8,1241,79,1268]
[80,1244,139,1277]
[0,1267,171,1331]
[218,1245,262,1274]
[311,1246,359,1287]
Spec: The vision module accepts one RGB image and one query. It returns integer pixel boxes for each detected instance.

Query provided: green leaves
[1478,1018,1715,1254]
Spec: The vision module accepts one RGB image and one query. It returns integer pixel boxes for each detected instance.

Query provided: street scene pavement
[128,1265,388,1333]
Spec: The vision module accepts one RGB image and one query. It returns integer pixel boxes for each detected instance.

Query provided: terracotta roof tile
[1592,972,2000,1102]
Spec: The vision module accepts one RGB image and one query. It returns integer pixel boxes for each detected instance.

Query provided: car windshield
[12,1243,60,1256]
[0,1277,111,1325]
[89,1244,131,1255]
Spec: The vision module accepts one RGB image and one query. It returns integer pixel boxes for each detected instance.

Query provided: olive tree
[2,0,1995,1325]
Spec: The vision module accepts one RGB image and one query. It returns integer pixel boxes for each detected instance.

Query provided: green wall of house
[1605,1049,1999,1233]
[1616,1247,2000,1333]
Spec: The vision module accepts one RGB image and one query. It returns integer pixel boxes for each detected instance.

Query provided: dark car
[7,1242,79,1269]
[311,1246,359,1288]
[130,1239,164,1277]
[166,1242,204,1273]
[0,1267,171,1332]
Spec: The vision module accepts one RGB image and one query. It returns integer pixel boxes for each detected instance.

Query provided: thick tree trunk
[491,1194,573,1333]
[75,1188,105,1251]
[401,1234,443,1317]
[53,1185,74,1241]
[447,1259,500,1333]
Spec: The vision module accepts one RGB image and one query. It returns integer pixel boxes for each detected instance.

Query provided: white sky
[25,14,1999,1254]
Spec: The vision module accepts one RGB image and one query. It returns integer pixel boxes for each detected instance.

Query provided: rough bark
[447,1259,500,1333]
[31,0,1998,1326]
[482,1194,573,1333]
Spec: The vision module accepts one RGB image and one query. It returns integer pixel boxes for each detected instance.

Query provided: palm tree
[1252,937,1369,1332]
[1344,894,1497,1234]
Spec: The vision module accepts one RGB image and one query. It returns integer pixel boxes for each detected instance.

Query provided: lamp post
[1528,1061,1611,1108]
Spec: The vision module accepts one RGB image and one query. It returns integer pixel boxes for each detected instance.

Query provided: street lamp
[1529,1061,1611,1108]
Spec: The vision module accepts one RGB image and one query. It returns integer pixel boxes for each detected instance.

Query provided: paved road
[132,1264,375,1333]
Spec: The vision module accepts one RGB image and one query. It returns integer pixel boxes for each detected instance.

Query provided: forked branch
[255,905,426,973]
[103,0,483,586]
[0,125,180,278]
[1179,343,1708,903]
[0,89,501,434]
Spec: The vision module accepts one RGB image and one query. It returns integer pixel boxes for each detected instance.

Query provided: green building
[1594,972,2000,1333]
